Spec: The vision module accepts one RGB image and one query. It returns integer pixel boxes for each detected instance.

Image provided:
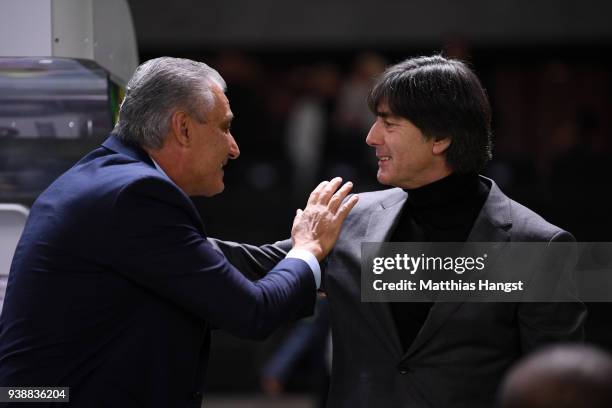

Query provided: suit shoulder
[338,188,405,234]
[34,146,183,217]
[112,172,189,212]
[353,188,405,211]
[78,146,181,196]
[508,197,571,241]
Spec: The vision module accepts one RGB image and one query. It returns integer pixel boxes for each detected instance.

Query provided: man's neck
[145,146,189,193]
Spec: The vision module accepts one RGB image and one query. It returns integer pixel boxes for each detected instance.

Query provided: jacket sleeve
[110,177,315,340]
[518,230,587,351]
[208,238,292,280]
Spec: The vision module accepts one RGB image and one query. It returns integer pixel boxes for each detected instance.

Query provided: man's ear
[432,137,451,155]
[169,110,191,147]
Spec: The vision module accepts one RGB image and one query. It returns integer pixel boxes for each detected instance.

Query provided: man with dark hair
[214,55,586,407]
[365,56,493,176]
[0,57,358,407]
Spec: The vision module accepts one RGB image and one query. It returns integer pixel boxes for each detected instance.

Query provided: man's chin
[191,183,225,198]
[208,184,225,197]
[377,172,392,186]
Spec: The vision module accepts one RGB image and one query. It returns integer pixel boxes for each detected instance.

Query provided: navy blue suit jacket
[0,135,315,407]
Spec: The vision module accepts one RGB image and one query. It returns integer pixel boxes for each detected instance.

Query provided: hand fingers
[317,177,343,205]
[307,180,329,206]
[328,182,354,213]
[291,208,303,229]
[334,195,359,224]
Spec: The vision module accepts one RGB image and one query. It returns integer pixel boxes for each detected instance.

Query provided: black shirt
[388,172,490,352]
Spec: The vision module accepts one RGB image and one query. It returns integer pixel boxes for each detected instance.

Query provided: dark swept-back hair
[367,55,493,174]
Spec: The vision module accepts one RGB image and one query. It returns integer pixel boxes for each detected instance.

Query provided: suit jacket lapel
[402,177,512,360]
[360,190,407,358]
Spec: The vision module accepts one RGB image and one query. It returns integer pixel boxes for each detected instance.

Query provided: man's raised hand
[291,177,359,261]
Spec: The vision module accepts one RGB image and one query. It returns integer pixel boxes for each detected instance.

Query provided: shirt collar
[149,155,175,185]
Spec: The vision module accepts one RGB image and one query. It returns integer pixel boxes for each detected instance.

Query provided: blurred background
[1,0,612,406]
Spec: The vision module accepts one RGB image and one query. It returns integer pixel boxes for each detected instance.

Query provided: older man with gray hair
[0,57,357,408]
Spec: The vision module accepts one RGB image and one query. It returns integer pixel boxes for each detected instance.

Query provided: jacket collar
[101,133,156,169]
[376,176,512,232]
[102,134,207,234]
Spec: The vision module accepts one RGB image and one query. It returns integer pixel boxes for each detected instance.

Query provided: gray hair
[113,57,226,149]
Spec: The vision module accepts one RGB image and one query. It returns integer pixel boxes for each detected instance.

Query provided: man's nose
[228,134,240,159]
[366,121,381,146]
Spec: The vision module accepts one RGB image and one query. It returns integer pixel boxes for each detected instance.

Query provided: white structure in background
[0,205,28,313]
[0,0,138,87]
[0,0,139,309]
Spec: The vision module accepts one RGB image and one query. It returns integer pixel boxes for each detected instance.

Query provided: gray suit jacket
[214,177,586,407]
